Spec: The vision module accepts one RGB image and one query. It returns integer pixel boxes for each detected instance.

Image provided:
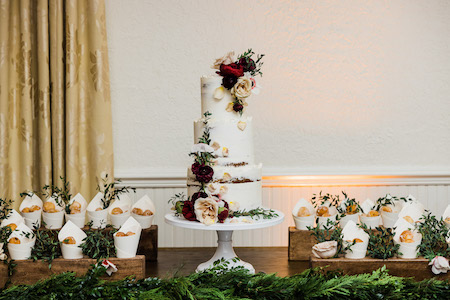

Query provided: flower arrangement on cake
[293,191,450,275]
[169,50,280,226]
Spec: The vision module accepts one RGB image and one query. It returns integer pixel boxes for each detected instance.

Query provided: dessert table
[165,211,285,273]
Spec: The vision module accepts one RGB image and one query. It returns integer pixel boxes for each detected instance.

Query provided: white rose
[231,77,252,100]
[211,51,235,69]
[194,197,219,226]
[191,143,215,153]
[429,256,450,275]
[312,241,337,259]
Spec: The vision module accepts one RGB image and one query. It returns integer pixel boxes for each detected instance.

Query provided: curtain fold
[0,0,114,211]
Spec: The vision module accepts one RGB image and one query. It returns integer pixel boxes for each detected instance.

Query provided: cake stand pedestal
[165,210,284,274]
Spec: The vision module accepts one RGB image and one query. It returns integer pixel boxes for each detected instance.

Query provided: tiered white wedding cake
[170,50,271,225]
[186,75,262,210]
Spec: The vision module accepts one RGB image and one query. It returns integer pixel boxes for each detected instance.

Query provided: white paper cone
[111,212,131,229]
[65,212,86,228]
[397,240,421,259]
[317,214,337,229]
[61,244,83,259]
[131,213,154,229]
[114,233,141,258]
[360,215,381,229]
[59,220,87,259]
[345,247,367,259]
[339,214,359,228]
[42,210,65,229]
[8,239,36,260]
[87,209,108,229]
[381,211,399,228]
[21,210,41,229]
[1,209,25,228]
[293,215,315,230]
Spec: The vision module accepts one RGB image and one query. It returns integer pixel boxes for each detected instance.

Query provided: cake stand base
[195,230,255,274]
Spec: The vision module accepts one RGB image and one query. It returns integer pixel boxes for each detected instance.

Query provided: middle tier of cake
[194,116,255,166]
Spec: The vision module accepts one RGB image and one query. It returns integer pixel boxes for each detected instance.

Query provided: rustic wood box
[288,226,316,261]
[39,225,158,261]
[0,255,146,287]
[310,257,450,281]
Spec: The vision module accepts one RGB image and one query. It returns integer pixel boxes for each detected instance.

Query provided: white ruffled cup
[131,213,154,229]
[8,239,36,260]
[65,212,86,228]
[293,215,315,230]
[360,215,381,229]
[42,210,65,229]
[339,214,359,228]
[87,209,108,229]
[381,211,399,228]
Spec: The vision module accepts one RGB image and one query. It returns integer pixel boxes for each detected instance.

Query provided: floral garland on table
[212,49,264,115]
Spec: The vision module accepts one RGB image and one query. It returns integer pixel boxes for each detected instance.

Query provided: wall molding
[116,168,450,188]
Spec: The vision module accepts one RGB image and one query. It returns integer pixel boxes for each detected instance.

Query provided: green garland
[1,264,449,299]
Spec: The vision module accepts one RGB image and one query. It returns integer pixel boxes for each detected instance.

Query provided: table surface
[146,247,309,278]
[164,210,285,231]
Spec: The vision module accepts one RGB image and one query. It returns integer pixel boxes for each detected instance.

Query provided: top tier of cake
[201,75,248,120]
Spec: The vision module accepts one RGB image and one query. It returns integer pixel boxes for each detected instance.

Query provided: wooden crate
[288,227,316,261]
[310,257,450,281]
[38,225,158,261]
[0,255,146,287]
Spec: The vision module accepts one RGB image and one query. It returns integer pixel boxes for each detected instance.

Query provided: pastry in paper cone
[393,218,422,259]
[342,220,369,259]
[337,200,360,228]
[19,194,43,229]
[442,205,450,230]
[7,223,36,260]
[1,209,25,230]
[359,199,381,229]
[108,194,132,229]
[65,193,88,228]
[58,220,87,259]
[398,204,423,225]
[316,201,338,229]
[380,202,402,228]
[114,217,142,258]
[87,192,108,228]
[42,194,65,229]
[292,198,315,230]
[131,195,156,229]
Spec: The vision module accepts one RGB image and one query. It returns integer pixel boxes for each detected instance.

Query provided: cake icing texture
[171,50,267,225]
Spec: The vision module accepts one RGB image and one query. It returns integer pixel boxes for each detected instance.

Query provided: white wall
[106,0,450,177]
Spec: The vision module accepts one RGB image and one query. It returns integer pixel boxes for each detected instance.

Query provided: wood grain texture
[288,227,316,261]
[310,257,450,281]
[0,256,146,286]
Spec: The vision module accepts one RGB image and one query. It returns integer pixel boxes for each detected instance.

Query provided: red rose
[182,201,197,221]
[218,207,229,223]
[233,103,243,113]
[195,165,214,183]
[191,162,201,175]
[219,63,244,77]
[222,75,238,89]
[238,57,256,72]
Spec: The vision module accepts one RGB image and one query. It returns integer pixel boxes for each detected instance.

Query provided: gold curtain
[0,0,114,210]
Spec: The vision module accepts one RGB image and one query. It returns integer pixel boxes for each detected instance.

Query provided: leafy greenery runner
[1,264,449,299]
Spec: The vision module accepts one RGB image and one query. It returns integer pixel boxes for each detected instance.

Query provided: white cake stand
[165,210,285,274]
